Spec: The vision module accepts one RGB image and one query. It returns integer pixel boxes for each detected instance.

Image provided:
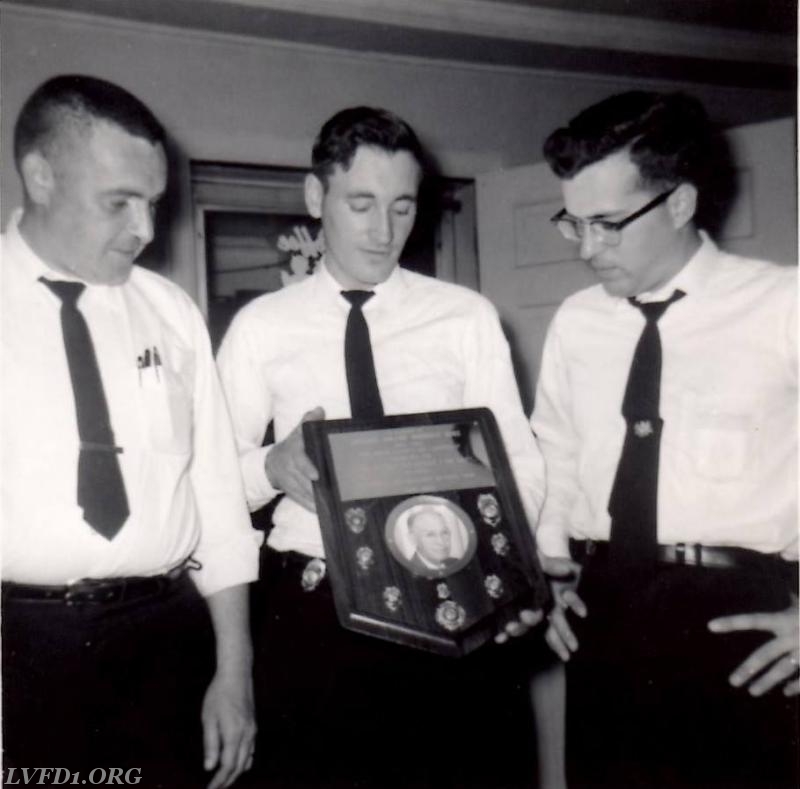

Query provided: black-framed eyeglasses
[550,187,677,247]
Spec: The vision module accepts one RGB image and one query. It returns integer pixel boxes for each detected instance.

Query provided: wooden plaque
[303,408,549,656]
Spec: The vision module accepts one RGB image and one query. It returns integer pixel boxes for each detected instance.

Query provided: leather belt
[570,539,788,574]
[2,557,199,606]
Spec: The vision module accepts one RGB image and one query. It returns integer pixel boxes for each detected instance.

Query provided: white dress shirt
[217,260,545,557]
[1,211,260,594]
[531,233,798,560]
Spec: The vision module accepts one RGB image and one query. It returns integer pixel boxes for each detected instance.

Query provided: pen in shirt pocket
[136,346,162,384]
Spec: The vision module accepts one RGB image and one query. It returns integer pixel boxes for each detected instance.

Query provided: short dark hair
[543,91,713,191]
[311,106,425,187]
[14,74,165,171]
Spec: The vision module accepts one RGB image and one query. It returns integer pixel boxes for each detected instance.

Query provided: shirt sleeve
[185,300,261,596]
[529,310,578,559]
[215,307,282,511]
[779,267,798,560]
[460,297,546,535]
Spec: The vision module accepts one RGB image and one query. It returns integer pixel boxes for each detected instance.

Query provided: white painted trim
[1,2,789,93]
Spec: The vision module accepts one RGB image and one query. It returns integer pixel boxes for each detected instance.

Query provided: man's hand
[202,670,257,789]
[264,407,325,511]
[708,600,800,697]
[542,555,586,662]
[203,585,256,789]
[494,607,544,644]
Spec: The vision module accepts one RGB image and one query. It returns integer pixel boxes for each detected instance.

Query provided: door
[476,160,594,411]
[476,117,797,412]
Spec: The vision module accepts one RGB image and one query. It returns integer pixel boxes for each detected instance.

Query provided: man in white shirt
[532,91,798,788]
[217,106,545,788]
[1,75,260,788]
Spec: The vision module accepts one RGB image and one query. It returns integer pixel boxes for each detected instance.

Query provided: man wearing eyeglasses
[530,91,798,788]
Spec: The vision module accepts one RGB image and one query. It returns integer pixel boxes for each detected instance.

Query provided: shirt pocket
[141,345,194,455]
[678,392,757,482]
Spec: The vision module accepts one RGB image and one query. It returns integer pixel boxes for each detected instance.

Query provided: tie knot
[41,277,85,307]
[629,289,685,323]
[342,290,375,310]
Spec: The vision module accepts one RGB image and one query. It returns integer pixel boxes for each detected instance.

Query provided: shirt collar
[314,256,409,310]
[4,209,62,286]
[4,208,109,288]
[637,230,717,303]
[610,229,718,313]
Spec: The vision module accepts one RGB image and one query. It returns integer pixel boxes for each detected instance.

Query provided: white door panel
[477,117,796,411]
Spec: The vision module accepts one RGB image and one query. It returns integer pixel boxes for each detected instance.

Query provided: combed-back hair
[311,106,425,187]
[543,91,713,191]
[14,74,165,171]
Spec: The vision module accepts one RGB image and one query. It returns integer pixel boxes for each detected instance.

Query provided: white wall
[2,4,794,300]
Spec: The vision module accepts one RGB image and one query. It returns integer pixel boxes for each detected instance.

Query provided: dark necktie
[41,278,129,539]
[607,289,685,575]
[342,290,384,419]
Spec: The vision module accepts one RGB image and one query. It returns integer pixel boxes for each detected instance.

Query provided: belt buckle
[671,543,702,566]
[64,579,116,605]
[301,558,326,592]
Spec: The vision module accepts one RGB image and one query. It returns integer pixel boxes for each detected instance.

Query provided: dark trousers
[242,547,540,789]
[2,574,215,788]
[565,551,800,789]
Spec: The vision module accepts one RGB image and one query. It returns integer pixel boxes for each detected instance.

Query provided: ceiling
[489,0,796,33]
[14,0,798,91]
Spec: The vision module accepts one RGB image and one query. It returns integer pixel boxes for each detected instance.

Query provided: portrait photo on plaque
[303,408,549,656]
[385,495,477,579]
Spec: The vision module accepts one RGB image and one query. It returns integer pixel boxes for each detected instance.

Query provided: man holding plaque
[217,106,546,787]
[532,91,798,788]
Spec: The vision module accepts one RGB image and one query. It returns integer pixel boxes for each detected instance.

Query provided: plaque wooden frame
[303,408,549,656]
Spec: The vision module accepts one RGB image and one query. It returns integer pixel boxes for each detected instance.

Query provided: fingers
[708,606,800,697]
[265,410,324,511]
[545,621,572,662]
[520,608,544,627]
[540,555,581,580]
[203,719,221,785]
[708,611,780,634]
[745,653,800,697]
[784,677,800,697]
[729,637,792,689]
[494,607,544,644]
[546,607,579,662]
[267,449,316,511]
[206,719,256,789]
[559,589,587,619]
[504,620,526,638]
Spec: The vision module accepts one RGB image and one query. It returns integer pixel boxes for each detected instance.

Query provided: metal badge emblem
[301,558,327,592]
[477,493,502,527]
[383,586,402,612]
[491,532,510,557]
[435,600,466,632]
[344,506,367,534]
[634,420,654,438]
[355,545,375,571]
[484,574,504,599]
[436,583,451,600]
